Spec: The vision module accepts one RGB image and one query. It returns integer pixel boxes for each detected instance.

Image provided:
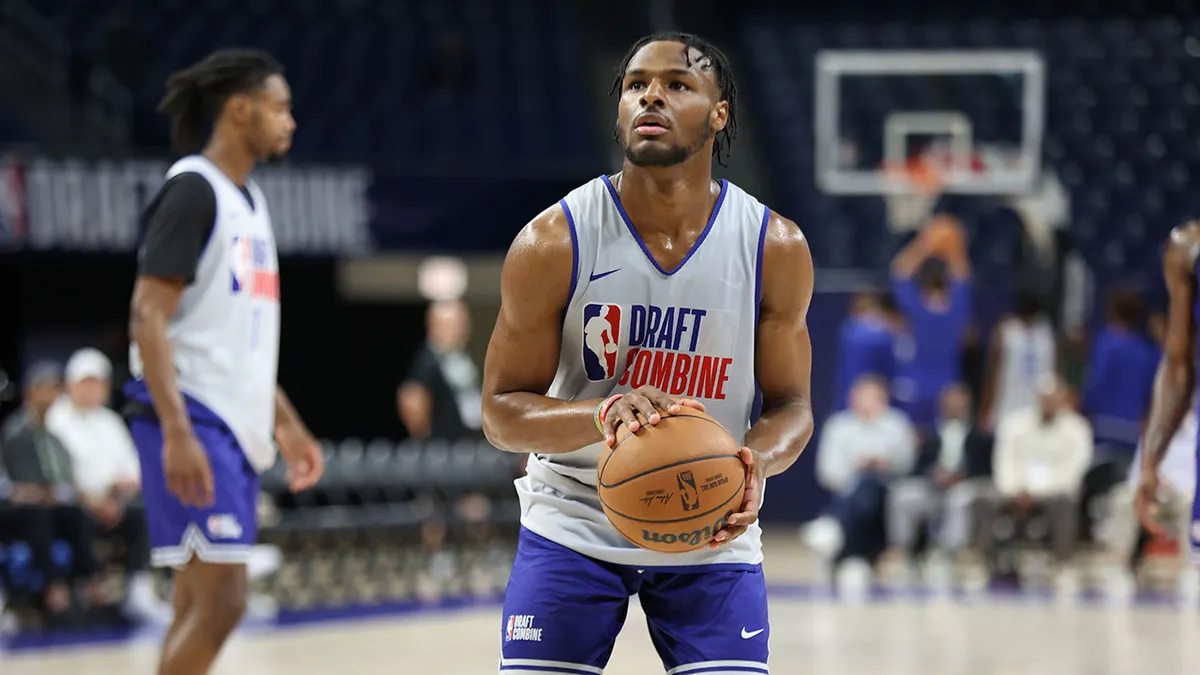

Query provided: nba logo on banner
[582,303,622,381]
[230,235,255,293]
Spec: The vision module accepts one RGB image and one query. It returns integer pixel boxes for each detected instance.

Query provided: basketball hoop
[882,156,944,233]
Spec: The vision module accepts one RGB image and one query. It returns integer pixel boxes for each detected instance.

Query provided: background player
[1135,222,1200,561]
[482,33,814,674]
[125,49,324,675]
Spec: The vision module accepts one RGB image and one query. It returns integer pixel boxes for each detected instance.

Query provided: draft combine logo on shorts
[505,614,543,642]
[583,303,623,381]
[206,514,243,540]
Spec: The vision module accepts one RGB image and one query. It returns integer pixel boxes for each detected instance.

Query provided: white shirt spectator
[817,407,917,494]
[994,406,1092,498]
[45,348,140,498]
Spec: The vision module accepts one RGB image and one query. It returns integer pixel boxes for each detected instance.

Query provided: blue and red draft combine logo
[581,302,734,400]
[229,235,280,301]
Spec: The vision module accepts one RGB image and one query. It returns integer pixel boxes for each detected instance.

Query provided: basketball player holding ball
[483,33,814,674]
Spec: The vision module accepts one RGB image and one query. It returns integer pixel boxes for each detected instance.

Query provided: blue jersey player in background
[483,33,814,674]
[125,49,324,675]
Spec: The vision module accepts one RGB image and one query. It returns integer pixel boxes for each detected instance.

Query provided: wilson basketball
[597,409,746,553]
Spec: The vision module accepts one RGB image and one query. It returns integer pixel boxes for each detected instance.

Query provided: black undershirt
[137,172,255,283]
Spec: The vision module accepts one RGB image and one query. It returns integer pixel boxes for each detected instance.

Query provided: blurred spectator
[833,292,897,411]
[976,373,1092,593]
[886,383,994,587]
[1102,407,1198,603]
[45,348,170,623]
[807,375,917,595]
[398,300,490,597]
[1082,290,1157,462]
[398,300,483,442]
[0,362,101,623]
[978,290,1057,430]
[888,215,973,432]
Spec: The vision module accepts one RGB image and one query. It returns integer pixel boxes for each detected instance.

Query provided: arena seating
[30,0,600,169]
[258,437,524,536]
[741,16,1200,281]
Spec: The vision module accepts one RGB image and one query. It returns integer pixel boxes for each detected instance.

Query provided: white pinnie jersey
[518,174,770,568]
[130,155,281,473]
[992,317,1056,422]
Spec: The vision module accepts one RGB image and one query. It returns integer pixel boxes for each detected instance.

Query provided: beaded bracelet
[594,394,624,433]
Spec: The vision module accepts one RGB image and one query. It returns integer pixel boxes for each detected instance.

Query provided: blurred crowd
[804,216,1183,602]
[0,215,1184,632]
[0,297,492,632]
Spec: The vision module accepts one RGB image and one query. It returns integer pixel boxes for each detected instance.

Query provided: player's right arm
[1136,222,1200,533]
[481,204,608,454]
[128,173,216,506]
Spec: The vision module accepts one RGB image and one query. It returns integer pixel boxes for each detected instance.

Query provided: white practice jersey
[992,317,1057,422]
[518,174,770,568]
[130,155,281,472]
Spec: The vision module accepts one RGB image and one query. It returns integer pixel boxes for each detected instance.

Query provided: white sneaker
[123,588,174,625]
[1103,567,1138,604]
[836,558,872,603]
[247,545,283,582]
[1055,568,1081,600]
[802,517,844,561]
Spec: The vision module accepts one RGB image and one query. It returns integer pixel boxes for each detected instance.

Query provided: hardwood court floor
[3,593,1198,675]
[3,531,1198,674]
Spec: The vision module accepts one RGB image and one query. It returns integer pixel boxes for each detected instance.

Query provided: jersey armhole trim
[753,206,770,326]
[559,198,580,306]
[750,205,771,427]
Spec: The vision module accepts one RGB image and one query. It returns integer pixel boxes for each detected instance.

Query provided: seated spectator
[806,375,917,596]
[978,290,1057,430]
[46,348,171,623]
[976,373,1093,594]
[0,361,101,624]
[888,215,973,433]
[1102,406,1198,603]
[885,383,995,588]
[832,292,897,412]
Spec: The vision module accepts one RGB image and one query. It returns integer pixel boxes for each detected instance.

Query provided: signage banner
[0,155,373,255]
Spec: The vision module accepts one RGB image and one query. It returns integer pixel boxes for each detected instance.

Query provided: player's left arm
[274,385,324,491]
[711,212,815,549]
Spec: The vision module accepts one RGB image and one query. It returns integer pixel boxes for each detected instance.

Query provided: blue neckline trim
[600,174,729,277]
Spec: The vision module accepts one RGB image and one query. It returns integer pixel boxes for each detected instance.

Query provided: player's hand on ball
[602,385,705,447]
[1134,470,1165,537]
[163,429,215,508]
[277,422,325,492]
[711,447,763,549]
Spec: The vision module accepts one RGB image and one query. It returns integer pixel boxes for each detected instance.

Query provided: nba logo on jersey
[228,235,280,301]
[582,303,622,381]
[230,235,255,293]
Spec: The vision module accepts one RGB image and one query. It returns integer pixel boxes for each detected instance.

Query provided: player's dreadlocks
[609,32,739,166]
[157,49,283,154]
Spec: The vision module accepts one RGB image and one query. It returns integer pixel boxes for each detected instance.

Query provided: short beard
[615,123,712,168]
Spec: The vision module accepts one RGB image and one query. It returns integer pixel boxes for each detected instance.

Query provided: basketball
[597,409,746,554]
[924,217,962,254]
